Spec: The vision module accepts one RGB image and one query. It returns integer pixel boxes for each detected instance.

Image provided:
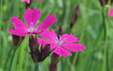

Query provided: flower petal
[21,0,30,4]
[53,47,72,57]
[24,7,41,27]
[50,43,57,49]
[26,0,30,4]
[37,38,57,49]
[109,9,113,16]
[8,29,28,36]
[40,29,57,41]
[37,38,49,46]
[11,17,28,29]
[62,43,86,52]
[36,13,58,31]
[60,34,80,43]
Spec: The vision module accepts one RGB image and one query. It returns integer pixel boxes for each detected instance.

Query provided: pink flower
[8,7,58,36]
[21,0,31,4]
[37,29,86,57]
[109,9,113,16]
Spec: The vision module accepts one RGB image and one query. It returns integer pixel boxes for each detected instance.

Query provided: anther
[55,38,59,41]
[31,22,33,25]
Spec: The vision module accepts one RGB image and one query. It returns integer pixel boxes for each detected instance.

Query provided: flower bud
[58,26,64,35]
[29,35,51,63]
[29,34,40,63]
[49,53,60,71]
[99,0,108,6]
[29,48,39,63]
[29,34,38,51]
[99,0,113,6]
[70,5,79,28]
[12,34,25,47]
[38,44,50,62]
[26,0,32,9]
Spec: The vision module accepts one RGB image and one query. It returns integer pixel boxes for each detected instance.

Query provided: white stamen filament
[36,21,39,25]
[55,38,59,41]
[31,22,33,25]
[63,38,66,41]
[55,37,66,46]
[28,27,34,32]
[59,35,61,39]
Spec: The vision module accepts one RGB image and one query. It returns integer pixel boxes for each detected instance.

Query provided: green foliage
[0,0,113,71]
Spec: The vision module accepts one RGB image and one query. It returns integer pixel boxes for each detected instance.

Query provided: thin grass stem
[0,0,3,68]
[8,49,16,71]
[103,0,111,71]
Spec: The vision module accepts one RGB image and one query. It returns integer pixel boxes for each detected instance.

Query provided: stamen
[31,22,33,25]
[63,38,66,41]
[55,38,59,41]
[59,35,61,39]
[28,27,34,32]
[36,21,39,25]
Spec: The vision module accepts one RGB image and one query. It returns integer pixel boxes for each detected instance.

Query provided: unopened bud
[26,0,32,9]
[29,35,51,63]
[29,34,40,63]
[70,5,79,28]
[29,35,38,51]
[58,26,64,35]
[49,53,60,71]
[99,0,113,6]
[30,48,39,63]
[38,44,50,62]
[99,0,108,6]
[12,34,25,47]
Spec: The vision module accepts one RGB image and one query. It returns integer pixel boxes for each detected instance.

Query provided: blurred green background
[0,0,113,71]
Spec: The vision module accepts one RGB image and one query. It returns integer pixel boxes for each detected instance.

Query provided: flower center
[55,36,66,46]
[28,23,35,33]
[28,27,34,33]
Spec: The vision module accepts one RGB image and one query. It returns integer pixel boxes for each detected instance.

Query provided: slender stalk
[8,49,16,71]
[35,62,43,71]
[102,6,108,71]
[42,63,48,71]
[35,63,38,71]
[102,6,106,71]
[70,52,78,71]
[103,0,111,71]
[38,62,43,71]
[0,0,3,68]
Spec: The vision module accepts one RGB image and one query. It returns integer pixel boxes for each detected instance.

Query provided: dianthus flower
[38,29,86,57]
[8,7,57,36]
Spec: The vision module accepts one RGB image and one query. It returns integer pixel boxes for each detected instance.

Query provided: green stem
[70,52,78,71]
[102,6,106,71]
[103,0,111,71]
[38,62,43,71]
[8,49,16,71]
[35,63,38,71]
[102,6,109,71]
[35,62,43,71]
[0,0,3,68]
